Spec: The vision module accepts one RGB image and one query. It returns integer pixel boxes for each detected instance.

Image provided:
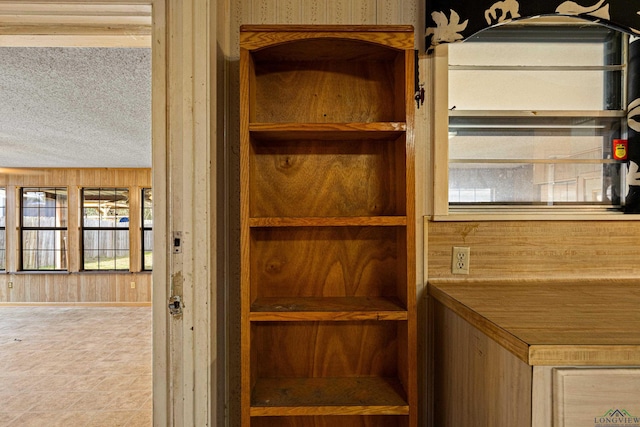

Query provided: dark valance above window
[426,0,640,50]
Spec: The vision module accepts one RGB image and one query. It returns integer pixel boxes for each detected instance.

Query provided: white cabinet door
[553,368,640,427]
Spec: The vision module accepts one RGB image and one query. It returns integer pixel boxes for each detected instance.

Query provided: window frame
[141,187,152,271]
[432,18,630,218]
[19,187,69,271]
[81,187,131,271]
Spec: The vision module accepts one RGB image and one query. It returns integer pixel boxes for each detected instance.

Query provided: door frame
[0,1,217,425]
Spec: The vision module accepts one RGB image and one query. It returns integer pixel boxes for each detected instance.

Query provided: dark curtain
[626,37,640,212]
[426,0,640,49]
[426,0,640,211]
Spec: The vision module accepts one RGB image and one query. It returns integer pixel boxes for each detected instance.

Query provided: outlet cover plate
[452,246,470,275]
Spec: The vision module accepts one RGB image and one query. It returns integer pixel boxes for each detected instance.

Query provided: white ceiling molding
[0,4,151,48]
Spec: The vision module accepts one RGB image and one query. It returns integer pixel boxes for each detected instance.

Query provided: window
[82,188,130,270]
[0,188,5,270]
[142,188,153,270]
[20,187,68,270]
[440,19,626,211]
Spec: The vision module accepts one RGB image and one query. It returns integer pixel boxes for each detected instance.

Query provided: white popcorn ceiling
[0,47,151,168]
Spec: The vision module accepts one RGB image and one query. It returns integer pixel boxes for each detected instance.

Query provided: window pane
[449,162,622,204]
[0,188,5,228]
[449,26,621,67]
[116,256,130,271]
[22,188,68,228]
[22,230,37,269]
[115,189,129,208]
[98,251,117,270]
[116,229,130,270]
[449,117,620,161]
[143,188,153,227]
[115,229,129,254]
[83,228,129,270]
[447,21,626,209]
[83,188,101,226]
[449,70,616,110]
[0,230,5,270]
[449,25,623,111]
[142,188,153,270]
[55,230,68,269]
[55,190,68,227]
[451,134,610,161]
[82,188,130,270]
[0,187,4,268]
[83,229,99,261]
[143,229,153,270]
[21,229,67,270]
[22,251,37,270]
[38,230,55,251]
[83,188,129,228]
[99,229,116,250]
[20,188,68,270]
[22,207,39,227]
[448,119,624,206]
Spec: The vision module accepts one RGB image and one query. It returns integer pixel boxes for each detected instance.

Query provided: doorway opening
[0,4,157,425]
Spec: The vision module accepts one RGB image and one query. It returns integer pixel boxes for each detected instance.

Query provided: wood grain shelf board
[250,377,409,416]
[429,280,640,366]
[249,217,407,227]
[249,123,407,140]
[250,297,407,321]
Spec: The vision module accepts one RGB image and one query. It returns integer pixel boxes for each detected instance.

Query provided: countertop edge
[428,283,531,364]
[529,345,640,366]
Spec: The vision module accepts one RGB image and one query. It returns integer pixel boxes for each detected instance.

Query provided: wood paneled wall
[427,220,640,280]
[0,272,151,304]
[0,168,152,304]
[230,1,421,27]
[0,168,150,187]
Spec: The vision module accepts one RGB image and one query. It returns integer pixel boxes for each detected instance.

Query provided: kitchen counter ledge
[428,279,640,366]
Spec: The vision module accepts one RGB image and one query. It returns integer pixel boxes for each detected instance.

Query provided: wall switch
[130,281,136,289]
[8,281,13,289]
[452,246,470,275]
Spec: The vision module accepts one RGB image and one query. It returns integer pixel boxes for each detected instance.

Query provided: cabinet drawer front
[553,368,640,427]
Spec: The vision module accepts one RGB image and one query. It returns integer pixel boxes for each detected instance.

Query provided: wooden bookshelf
[240,25,417,427]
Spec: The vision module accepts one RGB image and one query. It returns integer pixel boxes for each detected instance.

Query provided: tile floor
[0,306,152,426]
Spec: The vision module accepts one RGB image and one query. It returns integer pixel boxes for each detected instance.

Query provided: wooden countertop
[428,279,640,366]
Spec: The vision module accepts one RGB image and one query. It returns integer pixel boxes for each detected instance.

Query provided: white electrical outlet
[451,246,470,275]
[8,281,13,289]
[130,282,136,289]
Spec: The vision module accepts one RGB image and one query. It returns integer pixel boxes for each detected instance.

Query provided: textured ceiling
[0,47,151,168]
